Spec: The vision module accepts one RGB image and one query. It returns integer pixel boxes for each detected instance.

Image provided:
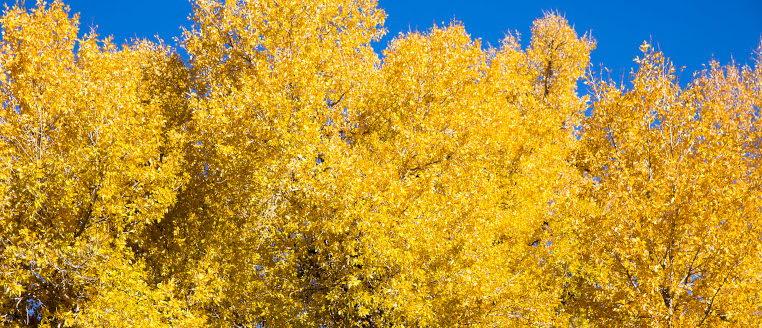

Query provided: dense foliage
[1,1,760,327]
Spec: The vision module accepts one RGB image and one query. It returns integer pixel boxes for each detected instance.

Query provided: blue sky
[381,1,762,82]
[14,0,762,81]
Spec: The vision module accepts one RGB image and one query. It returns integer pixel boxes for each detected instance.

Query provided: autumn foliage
[1,1,761,327]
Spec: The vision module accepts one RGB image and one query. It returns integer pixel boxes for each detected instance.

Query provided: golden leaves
[574,41,762,327]
[1,1,760,327]
[0,1,192,327]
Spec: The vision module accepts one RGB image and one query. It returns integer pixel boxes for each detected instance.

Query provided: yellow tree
[168,0,594,325]
[571,44,762,326]
[15,1,762,327]
[165,0,389,326]
[344,13,592,326]
[0,2,200,326]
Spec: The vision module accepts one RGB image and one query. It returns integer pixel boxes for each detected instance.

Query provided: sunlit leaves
[0,1,194,326]
[572,44,762,327]
[1,1,760,327]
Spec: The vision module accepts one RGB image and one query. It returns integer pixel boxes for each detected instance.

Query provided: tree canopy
[1,1,760,327]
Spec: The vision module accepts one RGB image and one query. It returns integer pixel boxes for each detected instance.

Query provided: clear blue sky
[16,0,762,81]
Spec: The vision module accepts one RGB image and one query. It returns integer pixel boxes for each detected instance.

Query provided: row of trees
[1,1,760,327]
